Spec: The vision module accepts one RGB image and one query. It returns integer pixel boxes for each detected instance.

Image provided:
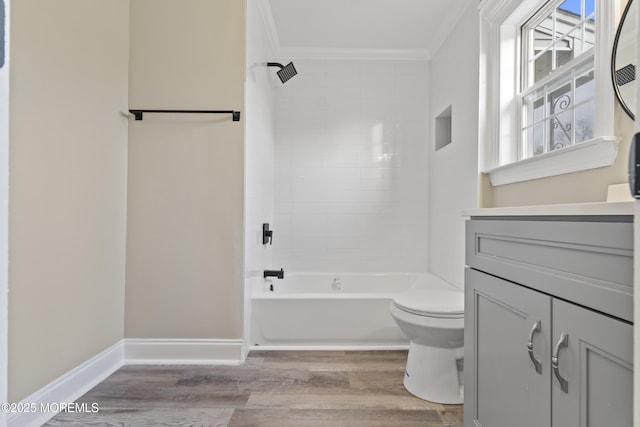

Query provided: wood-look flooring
[45,350,463,426]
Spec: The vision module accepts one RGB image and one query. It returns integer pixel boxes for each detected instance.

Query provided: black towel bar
[129,109,241,122]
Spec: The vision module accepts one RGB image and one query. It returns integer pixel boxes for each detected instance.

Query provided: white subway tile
[274,58,430,272]
[291,211,326,226]
[326,61,361,88]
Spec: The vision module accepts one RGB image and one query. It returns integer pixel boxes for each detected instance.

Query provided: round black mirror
[611,0,637,120]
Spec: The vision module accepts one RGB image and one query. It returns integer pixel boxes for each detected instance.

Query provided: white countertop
[463,201,635,217]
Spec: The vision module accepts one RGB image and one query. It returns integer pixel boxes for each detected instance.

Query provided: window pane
[549,110,573,150]
[547,81,572,115]
[533,18,555,52]
[523,123,545,157]
[555,36,574,69]
[547,80,573,150]
[583,19,596,49]
[575,102,594,143]
[575,68,594,104]
[585,0,595,19]
[556,1,595,56]
[528,0,596,85]
[534,52,553,82]
[531,11,555,84]
[558,0,581,17]
[555,1,581,60]
[519,0,597,161]
[523,90,545,127]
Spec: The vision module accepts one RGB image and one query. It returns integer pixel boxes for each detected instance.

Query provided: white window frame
[478,0,619,186]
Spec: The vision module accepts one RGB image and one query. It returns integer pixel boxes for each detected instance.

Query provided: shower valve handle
[262,223,273,245]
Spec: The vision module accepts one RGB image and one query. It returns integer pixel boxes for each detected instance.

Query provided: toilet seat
[393,290,464,318]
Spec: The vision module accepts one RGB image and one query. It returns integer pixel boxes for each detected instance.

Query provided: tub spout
[264,268,284,279]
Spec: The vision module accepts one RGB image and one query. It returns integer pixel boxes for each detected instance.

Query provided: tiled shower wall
[273,59,430,272]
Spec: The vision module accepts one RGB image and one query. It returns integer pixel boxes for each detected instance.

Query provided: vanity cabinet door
[551,299,633,427]
[465,268,552,427]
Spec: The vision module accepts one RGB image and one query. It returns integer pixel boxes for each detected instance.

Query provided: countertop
[463,201,635,217]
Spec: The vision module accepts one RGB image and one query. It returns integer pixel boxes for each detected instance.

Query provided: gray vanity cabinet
[465,268,551,427]
[464,216,633,427]
[552,299,632,426]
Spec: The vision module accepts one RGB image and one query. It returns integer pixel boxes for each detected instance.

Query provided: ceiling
[266,0,475,59]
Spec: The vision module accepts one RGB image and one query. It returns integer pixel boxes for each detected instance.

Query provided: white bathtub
[250,272,458,349]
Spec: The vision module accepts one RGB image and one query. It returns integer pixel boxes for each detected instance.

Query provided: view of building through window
[520,0,595,158]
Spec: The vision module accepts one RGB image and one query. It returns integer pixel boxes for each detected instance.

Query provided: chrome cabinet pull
[552,332,569,393]
[527,321,542,374]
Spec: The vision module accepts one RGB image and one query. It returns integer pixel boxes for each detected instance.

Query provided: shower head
[267,62,297,84]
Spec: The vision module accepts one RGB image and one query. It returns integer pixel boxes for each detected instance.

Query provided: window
[520,0,596,159]
[479,0,618,186]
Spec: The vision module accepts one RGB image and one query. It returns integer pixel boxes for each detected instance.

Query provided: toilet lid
[393,290,464,318]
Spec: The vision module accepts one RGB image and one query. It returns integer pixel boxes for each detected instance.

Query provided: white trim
[486,136,619,186]
[479,0,523,22]
[592,0,616,137]
[259,0,471,62]
[4,338,247,426]
[7,341,124,427]
[480,0,617,173]
[277,47,430,61]
[124,339,244,365]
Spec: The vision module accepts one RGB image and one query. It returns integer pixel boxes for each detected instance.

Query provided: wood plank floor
[45,350,463,426]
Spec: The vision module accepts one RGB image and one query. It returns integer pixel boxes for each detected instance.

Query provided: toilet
[390,287,464,404]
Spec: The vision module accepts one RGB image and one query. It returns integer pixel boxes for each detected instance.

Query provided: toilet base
[403,341,463,404]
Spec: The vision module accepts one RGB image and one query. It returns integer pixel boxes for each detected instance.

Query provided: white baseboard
[8,340,124,427]
[7,338,244,426]
[124,338,244,365]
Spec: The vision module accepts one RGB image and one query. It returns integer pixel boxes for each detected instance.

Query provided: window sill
[485,136,620,186]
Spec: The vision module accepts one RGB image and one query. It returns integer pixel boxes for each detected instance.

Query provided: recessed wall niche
[435,105,452,150]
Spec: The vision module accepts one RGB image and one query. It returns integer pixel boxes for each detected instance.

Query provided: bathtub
[250,272,458,349]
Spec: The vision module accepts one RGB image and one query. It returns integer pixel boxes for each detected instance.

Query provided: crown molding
[479,0,518,21]
[277,47,431,61]
[255,0,281,58]
[428,0,476,59]
[259,0,431,61]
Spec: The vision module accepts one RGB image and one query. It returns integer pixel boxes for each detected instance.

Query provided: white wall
[428,4,479,288]
[273,59,430,273]
[125,0,245,341]
[244,0,276,350]
[9,0,129,402]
